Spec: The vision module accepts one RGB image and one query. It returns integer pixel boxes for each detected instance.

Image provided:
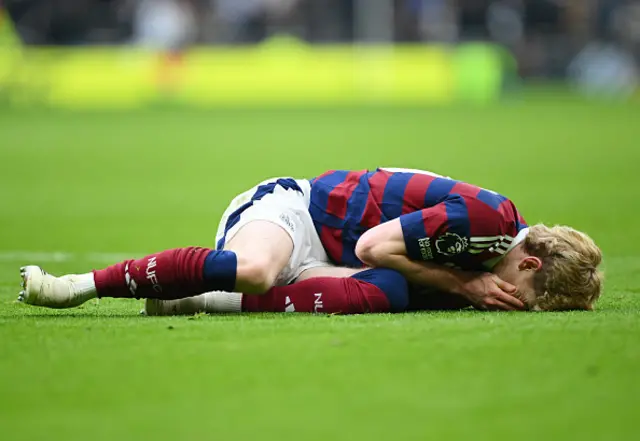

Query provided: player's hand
[460,272,524,311]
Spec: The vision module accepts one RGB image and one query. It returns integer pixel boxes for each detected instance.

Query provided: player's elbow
[355,230,387,267]
[356,220,404,267]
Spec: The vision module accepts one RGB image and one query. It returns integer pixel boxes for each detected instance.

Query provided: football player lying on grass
[17,168,603,313]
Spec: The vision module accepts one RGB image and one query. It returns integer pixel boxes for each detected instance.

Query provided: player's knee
[237,257,280,294]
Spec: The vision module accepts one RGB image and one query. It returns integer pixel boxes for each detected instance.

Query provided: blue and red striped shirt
[309,168,528,270]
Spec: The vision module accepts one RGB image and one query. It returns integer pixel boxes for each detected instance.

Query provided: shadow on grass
[2,309,610,321]
[1,311,458,320]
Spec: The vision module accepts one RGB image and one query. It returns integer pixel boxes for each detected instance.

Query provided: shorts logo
[418,237,433,260]
[279,213,296,233]
[435,233,469,256]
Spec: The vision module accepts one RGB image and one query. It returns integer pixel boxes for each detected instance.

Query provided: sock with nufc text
[93,247,237,300]
[242,268,409,314]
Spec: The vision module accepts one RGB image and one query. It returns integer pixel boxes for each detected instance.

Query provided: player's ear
[519,256,542,272]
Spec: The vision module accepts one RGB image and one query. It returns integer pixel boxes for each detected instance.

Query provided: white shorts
[214,177,331,286]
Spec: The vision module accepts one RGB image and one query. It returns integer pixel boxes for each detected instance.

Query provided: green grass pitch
[0,99,639,441]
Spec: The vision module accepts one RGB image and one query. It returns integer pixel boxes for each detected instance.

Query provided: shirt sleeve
[399,193,521,266]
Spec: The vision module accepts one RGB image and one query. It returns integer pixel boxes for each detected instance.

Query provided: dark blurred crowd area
[3,0,640,78]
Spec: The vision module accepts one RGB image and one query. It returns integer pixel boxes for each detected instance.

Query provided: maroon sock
[93,247,213,300]
[242,277,391,314]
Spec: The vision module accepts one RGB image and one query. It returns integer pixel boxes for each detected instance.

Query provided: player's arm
[354,198,524,311]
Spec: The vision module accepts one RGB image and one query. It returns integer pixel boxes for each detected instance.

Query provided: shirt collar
[505,227,530,254]
[483,227,530,269]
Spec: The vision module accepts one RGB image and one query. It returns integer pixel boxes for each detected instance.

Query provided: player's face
[508,269,537,309]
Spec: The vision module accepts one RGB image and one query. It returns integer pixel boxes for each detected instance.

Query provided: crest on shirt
[435,232,469,256]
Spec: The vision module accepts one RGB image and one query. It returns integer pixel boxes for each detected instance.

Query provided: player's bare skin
[224,220,294,293]
[296,266,361,281]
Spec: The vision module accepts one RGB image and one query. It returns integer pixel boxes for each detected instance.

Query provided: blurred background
[1,0,639,106]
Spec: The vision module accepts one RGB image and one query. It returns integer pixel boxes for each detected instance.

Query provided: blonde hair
[523,225,603,311]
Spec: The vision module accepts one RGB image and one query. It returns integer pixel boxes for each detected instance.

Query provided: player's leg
[295,266,364,280]
[18,178,306,309]
[244,268,409,313]
[143,264,361,315]
[145,267,409,316]
[18,247,227,308]
[18,222,294,308]
[17,232,291,309]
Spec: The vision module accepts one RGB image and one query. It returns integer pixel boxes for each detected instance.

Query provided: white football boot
[144,291,243,316]
[18,266,96,309]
